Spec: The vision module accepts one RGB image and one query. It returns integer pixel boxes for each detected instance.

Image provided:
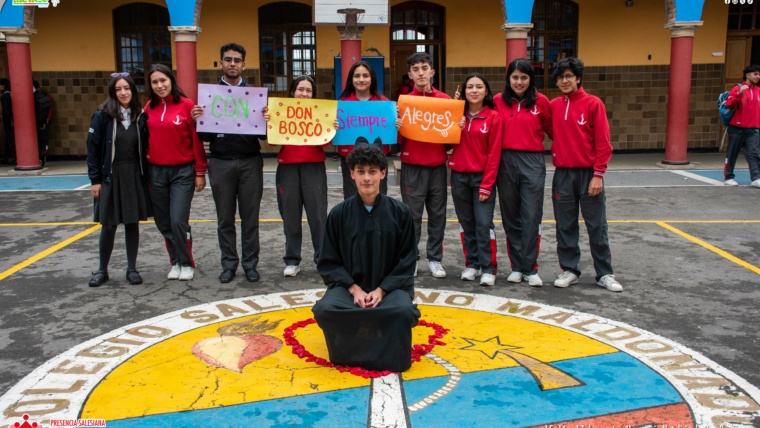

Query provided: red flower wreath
[282,318,449,379]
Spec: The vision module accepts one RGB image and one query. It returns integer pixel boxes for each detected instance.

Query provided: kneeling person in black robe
[313,145,420,372]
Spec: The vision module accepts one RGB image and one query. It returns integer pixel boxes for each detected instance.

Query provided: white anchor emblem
[577,114,587,125]
[173,115,182,125]
[530,106,540,115]
[480,123,488,134]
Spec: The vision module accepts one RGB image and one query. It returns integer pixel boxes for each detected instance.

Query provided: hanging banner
[397,95,464,144]
[267,98,338,146]
[333,101,397,146]
[196,84,268,135]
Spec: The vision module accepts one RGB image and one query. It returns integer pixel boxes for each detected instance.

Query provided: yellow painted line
[0,224,101,281]
[656,221,760,276]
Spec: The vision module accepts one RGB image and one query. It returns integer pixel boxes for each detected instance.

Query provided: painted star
[460,336,520,359]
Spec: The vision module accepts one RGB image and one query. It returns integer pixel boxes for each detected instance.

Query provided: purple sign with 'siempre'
[196,84,268,135]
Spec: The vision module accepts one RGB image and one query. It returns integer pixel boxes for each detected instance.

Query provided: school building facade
[0,0,750,167]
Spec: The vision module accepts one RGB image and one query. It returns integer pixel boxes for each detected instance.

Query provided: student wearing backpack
[724,64,760,187]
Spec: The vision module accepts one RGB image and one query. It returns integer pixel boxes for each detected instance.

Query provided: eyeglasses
[223,57,244,64]
[556,73,576,82]
[110,72,130,78]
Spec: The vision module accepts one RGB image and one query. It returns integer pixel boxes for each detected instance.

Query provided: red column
[340,39,362,85]
[5,33,40,171]
[663,23,701,165]
[169,27,201,103]
[502,24,533,66]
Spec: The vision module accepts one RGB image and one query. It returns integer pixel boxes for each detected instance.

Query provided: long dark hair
[502,58,537,108]
[462,72,494,114]
[288,75,316,98]
[146,64,186,108]
[99,74,142,121]
[339,60,384,99]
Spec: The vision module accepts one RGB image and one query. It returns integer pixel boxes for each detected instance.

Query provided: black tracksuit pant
[497,150,545,275]
[400,163,447,262]
[149,162,197,267]
[451,171,497,274]
[276,162,327,266]
[552,167,613,281]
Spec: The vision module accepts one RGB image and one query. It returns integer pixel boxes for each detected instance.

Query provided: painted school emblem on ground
[1,290,758,427]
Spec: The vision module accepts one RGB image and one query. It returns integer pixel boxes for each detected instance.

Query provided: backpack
[718,84,741,126]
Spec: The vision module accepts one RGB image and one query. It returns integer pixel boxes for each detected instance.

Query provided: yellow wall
[577,0,727,66]
[31,0,169,71]
[27,0,729,72]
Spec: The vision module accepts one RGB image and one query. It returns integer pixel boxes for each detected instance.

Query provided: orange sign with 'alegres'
[397,95,464,144]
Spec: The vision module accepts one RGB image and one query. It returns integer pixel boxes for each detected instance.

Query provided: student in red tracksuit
[448,73,502,286]
[549,57,622,292]
[399,52,450,279]
[493,58,552,287]
[264,75,328,278]
[144,64,208,282]
[723,64,760,187]
[337,60,392,199]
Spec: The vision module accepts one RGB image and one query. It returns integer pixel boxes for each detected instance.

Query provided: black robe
[312,193,420,372]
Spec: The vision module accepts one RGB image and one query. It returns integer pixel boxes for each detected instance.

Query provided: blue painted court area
[0,175,90,191]
[690,169,751,184]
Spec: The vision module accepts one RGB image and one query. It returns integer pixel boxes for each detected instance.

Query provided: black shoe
[126,270,143,285]
[244,268,260,282]
[89,271,109,287]
[219,269,236,283]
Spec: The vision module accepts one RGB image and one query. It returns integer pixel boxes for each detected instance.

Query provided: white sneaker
[179,266,194,281]
[751,179,760,188]
[167,264,181,280]
[283,265,300,277]
[414,261,418,277]
[525,273,543,287]
[428,261,447,278]
[554,271,579,288]
[597,274,623,292]
[507,271,523,283]
[461,267,480,281]
[480,273,495,286]
[724,179,739,186]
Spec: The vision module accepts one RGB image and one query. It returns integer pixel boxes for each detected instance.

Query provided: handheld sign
[196,84,267,135]
[267,97,338,146]
[397,95,464,144]
[333,101,397,145]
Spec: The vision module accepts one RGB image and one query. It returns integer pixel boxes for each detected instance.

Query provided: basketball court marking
[1,219,759,282]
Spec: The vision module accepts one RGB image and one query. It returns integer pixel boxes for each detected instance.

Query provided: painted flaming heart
[192,316,284,373]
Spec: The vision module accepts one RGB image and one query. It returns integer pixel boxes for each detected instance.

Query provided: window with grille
[528,0,579,90]
[259,2,316,97]
[727,2,758,31]
[113,3,172,93]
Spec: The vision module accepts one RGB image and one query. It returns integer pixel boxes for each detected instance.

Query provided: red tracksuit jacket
[726,81,760,129]
[448,106,503,197]
[144,96,208,175]
[494,91,552,151]
[398,86,450,167]
[550,88,612,178]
